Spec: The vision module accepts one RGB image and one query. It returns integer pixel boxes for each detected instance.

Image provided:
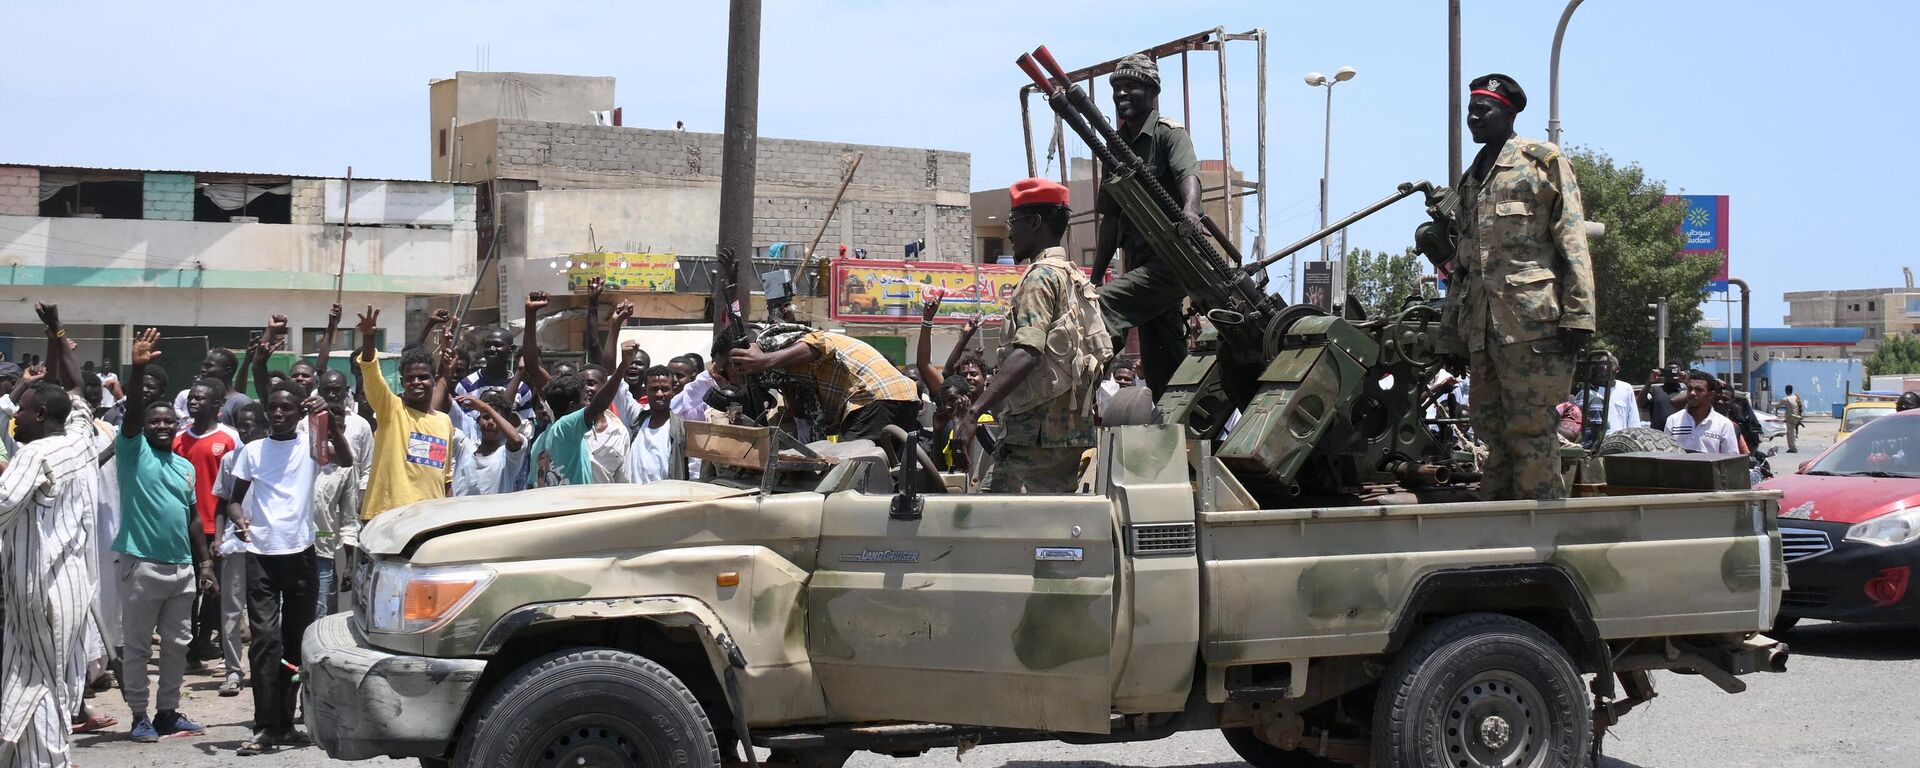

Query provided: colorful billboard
[565,252,677,293]
[831,260,1032,323]
[1666,195,1729,291]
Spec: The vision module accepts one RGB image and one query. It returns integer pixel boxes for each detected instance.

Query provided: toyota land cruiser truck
[303,423,1785,768]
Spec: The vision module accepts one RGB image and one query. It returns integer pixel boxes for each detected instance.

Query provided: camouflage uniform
[1438,135,1596,500]
[986,246,1102,493]
[1097,110,1200,398]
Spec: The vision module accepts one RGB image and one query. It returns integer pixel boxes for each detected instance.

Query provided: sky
[4,0,1914,327]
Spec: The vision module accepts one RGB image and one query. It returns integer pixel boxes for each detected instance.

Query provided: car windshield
[1846,405,1896,431]
[1809,413,1920,477]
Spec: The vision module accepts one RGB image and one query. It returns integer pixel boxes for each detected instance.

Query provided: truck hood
[1760,472,1920,525]
[360,481,757,555]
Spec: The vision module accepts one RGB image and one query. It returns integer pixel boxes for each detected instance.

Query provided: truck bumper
[301,613,487,761]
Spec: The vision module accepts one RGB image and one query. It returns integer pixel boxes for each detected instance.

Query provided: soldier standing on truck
[1092,52,1204,400]
[1437,73,1596,501]
[968,178,1112,492]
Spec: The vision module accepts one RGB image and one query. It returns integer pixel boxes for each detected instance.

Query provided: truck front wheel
[453,648,720,768]
[1372,613,1591,768]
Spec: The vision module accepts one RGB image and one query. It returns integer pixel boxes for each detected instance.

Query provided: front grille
[1782,587,1830,610]
[1780,527,1834,563]
[1129,523,1197,556]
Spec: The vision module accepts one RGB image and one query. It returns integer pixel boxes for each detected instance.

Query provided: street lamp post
[1547,0,1585,146]
[1306,66,1356,307]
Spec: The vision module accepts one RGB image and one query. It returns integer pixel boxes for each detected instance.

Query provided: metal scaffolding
[1016,27,1269,292]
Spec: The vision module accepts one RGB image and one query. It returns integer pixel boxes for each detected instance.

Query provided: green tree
[1867,334,1920,376]
[1567,147,1721,379]
[1343,246,1432,318]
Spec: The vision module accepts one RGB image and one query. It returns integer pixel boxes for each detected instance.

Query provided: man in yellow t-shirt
[353,306,453,519]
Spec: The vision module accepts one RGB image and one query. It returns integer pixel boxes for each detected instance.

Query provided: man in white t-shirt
[1665,372,1741,455]
[626,365,688,483]
[222,382,351,755]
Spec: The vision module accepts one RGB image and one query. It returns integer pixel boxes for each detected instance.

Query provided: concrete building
[429,71,974,364]
[1782,286,1920,352]
[0,163,477,386]
[971,158,1244,268]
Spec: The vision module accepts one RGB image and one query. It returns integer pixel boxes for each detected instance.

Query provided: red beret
[1009,177,1069,209]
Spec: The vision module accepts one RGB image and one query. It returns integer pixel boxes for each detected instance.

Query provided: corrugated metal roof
[1,162,470,186]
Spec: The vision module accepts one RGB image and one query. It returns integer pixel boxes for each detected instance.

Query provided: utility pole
[1649,296,1669,368]
[716,0,762,309]
[1448,0,1462,185]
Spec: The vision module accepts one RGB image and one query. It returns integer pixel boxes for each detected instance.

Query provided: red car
[1762,409,1920,630]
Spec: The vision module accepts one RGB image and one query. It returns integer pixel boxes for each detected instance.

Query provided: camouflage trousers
[1098,259,1188,399]
[985,443,1087,494]
[1470,334,1576,500]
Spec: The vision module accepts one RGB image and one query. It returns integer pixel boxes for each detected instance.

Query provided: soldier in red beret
[969,179,1113,492]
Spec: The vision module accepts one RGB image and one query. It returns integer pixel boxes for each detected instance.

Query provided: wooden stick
[334,166,353,304]
[799,152,862,292]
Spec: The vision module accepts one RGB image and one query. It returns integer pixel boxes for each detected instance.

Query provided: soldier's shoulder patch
[1157,116,1184,130]
[1519,139,1562,165]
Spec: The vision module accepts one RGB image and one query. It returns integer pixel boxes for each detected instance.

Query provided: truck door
[808,489,1116,733]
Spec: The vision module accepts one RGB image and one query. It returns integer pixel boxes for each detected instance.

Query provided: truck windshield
[1809,413,1920,477]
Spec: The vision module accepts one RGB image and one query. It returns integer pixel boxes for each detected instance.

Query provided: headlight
[1846,508,1920,548]
[366,560,495,634]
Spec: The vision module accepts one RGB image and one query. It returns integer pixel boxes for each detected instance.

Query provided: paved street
[77,418,1910,768]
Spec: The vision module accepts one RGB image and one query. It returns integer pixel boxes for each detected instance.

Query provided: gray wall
[482,118,973,262]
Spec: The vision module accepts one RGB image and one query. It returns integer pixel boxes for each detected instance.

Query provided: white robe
[0,400,99,768]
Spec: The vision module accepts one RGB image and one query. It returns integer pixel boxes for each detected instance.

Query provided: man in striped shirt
[0,378,98,768]
[726,330,920,443]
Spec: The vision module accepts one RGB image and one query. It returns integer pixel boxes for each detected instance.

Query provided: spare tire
[1595,426,1681,456]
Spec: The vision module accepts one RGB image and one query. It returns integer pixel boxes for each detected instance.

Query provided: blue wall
[1696,358,1863,416]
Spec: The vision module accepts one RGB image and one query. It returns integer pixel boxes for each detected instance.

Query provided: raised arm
[521,291,552,394]
[916,294,945,390]
[457,393,526,452]
[432,323,459,413]
[943,316,980,376]
[599,296,632,373]
[35,303,80,391]
[583,277,607,371]
[417,307,451,348]
[307,394,353,468]
[316,303,343,372]
[355,305,380,363]
[121,328,161,439]
[583,341,639,427]
[251,314,285,396]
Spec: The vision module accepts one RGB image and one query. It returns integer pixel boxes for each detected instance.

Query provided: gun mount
[1019,46,1466,504]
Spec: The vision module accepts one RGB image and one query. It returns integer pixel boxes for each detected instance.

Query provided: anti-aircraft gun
[1018,47,1465,504]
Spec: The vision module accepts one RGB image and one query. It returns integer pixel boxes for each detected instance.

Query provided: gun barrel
[1246,181,1434,274]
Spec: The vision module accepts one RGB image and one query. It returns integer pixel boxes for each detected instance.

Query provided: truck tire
[1221,728,1341,768]
[452,648,719,768]
[1594,427,1681,456]
[1372,613,1590,768]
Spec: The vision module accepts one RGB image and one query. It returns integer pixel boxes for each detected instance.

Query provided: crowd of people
[0,284,852,761]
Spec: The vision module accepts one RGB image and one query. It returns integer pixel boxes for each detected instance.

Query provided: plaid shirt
[785,332,918,420]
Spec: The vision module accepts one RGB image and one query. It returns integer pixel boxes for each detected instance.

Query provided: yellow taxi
[1838,401,1899,442]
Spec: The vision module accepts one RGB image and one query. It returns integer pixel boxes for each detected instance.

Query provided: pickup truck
[303,423,1786,768]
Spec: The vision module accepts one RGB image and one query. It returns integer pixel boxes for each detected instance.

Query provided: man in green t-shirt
[527,306,639,488]
[115,328,215,742]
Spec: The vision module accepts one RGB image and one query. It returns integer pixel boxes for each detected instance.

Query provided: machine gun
[1018,46,1465,503]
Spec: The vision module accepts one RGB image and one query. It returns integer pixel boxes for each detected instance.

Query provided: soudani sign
[1665,194,1730,292]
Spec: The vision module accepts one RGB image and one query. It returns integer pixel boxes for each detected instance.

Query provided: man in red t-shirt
[172,378,241,671]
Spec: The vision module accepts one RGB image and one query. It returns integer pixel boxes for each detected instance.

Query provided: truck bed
[1196,485,1783,664]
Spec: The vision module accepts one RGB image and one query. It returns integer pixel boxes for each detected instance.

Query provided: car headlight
[366,560,495,634]
[1846,508,1920,548]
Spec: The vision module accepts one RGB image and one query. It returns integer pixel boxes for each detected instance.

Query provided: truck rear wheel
[1221,728,1342,767]
[1372,613,1590,768]
[453,648,719,768]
